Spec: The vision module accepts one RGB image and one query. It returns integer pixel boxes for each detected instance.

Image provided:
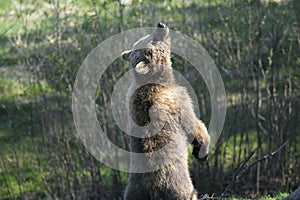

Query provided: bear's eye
[144,59,150,64]
[145,48,152,59]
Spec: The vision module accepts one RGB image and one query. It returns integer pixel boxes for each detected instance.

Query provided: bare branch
[221,140,289,197]
[235,140,289,180]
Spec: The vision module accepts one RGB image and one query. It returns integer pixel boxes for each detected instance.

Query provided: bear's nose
[157,22,166,28]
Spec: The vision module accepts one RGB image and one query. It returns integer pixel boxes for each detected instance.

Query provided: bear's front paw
[192,146,209,163]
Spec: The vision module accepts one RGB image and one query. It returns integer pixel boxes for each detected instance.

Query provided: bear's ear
[135,61,150,74]
[121,50,132,61]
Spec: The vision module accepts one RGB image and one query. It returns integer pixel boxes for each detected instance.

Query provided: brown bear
[121,22,210,200]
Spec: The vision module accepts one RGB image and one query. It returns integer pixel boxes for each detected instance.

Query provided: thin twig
[220,140,289,198]
[220,145,260,197]
[233,147,258,180]
[235,140,289,180]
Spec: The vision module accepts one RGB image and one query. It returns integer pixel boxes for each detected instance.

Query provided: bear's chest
[129,84,181,127]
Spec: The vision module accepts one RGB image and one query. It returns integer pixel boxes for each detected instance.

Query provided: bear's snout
[152,22,170,44]
[157,22,166,28]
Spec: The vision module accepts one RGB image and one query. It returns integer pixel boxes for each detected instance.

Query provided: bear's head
[122,22,174,84]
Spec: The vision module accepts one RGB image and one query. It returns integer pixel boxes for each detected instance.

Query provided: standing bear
[121,22,211,200]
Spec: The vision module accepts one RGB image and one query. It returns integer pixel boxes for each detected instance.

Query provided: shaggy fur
[122,22,210,200]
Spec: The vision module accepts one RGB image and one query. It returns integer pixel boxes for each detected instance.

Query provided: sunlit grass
[0,73,55,102]
[230,193,289,199]
[0,0,11,11]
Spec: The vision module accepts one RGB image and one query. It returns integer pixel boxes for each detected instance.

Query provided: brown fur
[122,23,210,200]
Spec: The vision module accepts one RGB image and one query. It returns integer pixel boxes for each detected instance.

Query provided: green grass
[0,0,11,11]
[230,193,289,199]
[0,143,46,198]
[0,75,24,101]
[266,193,289,199]
[259,193,289,199]
[0,71,54,102]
